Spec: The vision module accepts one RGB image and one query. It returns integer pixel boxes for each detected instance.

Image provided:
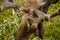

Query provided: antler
[44,8,60,21]
[0,0,20,12]
[39,0,59,13]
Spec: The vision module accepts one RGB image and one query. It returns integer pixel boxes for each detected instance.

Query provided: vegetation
[0,0,60,40]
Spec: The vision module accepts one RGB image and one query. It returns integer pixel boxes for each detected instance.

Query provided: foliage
[0,14,20,40]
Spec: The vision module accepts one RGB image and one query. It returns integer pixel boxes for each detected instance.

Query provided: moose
[0,0,60,40]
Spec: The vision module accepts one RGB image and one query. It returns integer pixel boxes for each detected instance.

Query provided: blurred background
[0,0,60,40]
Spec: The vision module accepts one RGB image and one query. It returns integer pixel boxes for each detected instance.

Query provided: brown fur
[20,0,45,13]
[15,0,59,40]
[15,9,45,40]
